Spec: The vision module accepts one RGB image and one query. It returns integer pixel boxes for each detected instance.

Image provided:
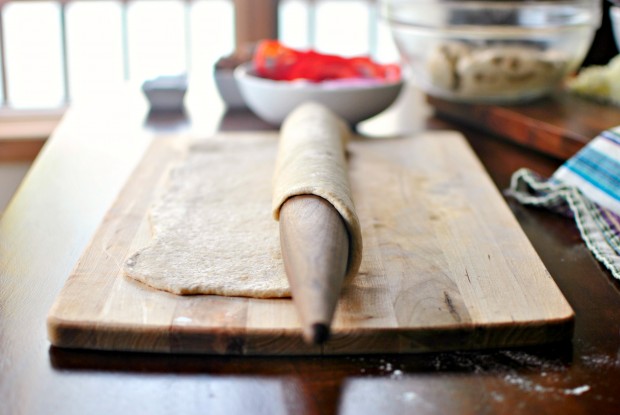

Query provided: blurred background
[0,0,403,111]
[0,0,395,210]
[0,0,617,210]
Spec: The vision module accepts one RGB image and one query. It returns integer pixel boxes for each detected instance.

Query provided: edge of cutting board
[47,313,574,355]
[47,132,575,355]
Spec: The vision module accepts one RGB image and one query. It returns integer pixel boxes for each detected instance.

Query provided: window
[0,0,397,111]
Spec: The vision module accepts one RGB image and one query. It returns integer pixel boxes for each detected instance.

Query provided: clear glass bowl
[380,0,602,103]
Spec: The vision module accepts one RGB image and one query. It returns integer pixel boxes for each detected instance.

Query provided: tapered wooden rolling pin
[279,195,349,344]
[272,103,363,345]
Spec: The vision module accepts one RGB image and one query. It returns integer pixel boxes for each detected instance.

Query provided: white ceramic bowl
[234,63,404,125]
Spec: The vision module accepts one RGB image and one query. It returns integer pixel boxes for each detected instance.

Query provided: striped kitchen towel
[507,126,620,280]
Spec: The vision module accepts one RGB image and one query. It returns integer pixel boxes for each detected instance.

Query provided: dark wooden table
[1,82,619,415]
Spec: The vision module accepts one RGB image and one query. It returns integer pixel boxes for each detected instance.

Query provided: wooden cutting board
[47,131,574,355]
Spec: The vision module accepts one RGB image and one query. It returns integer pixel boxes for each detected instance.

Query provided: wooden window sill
[0,108,65,162]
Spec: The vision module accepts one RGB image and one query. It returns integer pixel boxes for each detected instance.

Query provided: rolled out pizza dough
[124,137,290,297]
[273,102,363,281]
[124,102,362,297]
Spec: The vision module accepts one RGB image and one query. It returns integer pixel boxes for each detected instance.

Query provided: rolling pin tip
[309,323,330,345]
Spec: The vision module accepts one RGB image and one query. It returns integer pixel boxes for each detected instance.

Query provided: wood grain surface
[47,130,573,354]
[3,83,620,415]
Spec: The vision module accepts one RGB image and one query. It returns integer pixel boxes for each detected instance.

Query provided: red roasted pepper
[253,40,400,83]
